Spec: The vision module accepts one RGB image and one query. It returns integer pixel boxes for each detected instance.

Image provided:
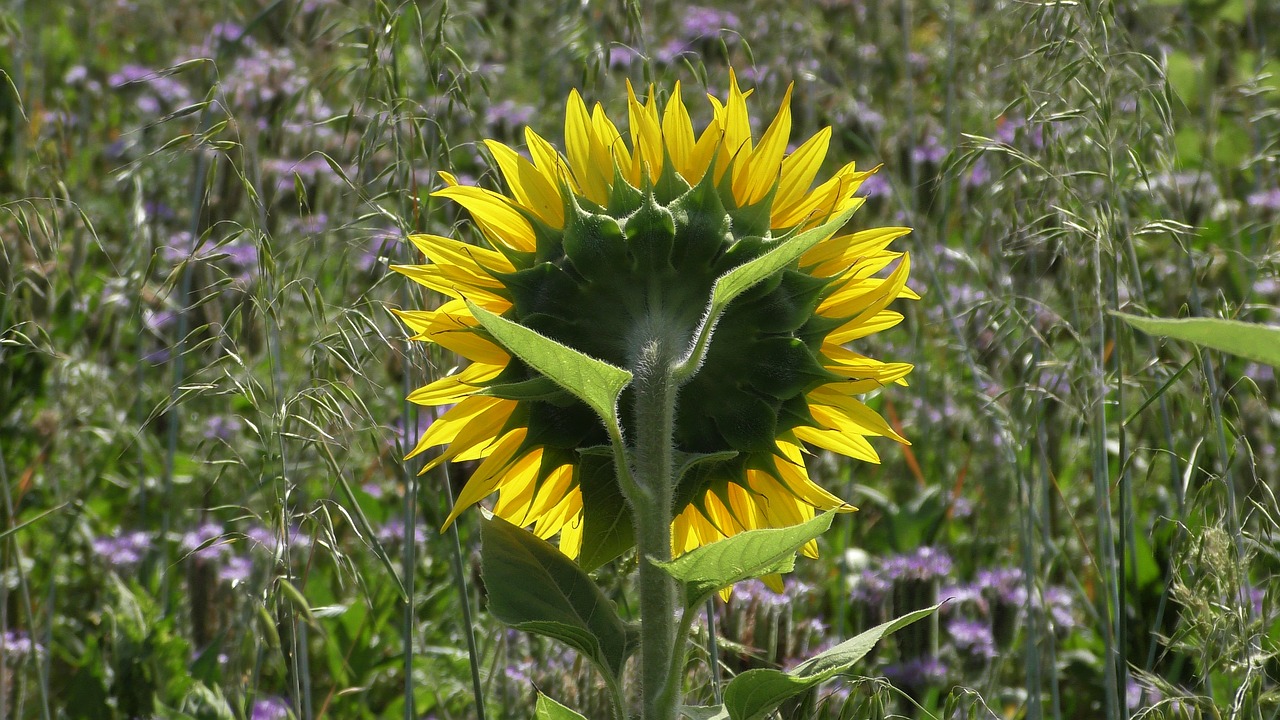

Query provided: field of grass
[2,0,1278,718]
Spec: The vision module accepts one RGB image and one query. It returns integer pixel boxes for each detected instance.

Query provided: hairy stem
[630,338,681,720]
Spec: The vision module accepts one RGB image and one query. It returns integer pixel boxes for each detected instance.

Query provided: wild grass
[1,0,1278,718]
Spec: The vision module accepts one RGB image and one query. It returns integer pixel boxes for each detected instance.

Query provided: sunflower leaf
[577,453,635,571]
[678,207,857,381]
[535,693,588,720]
[480,514,630,678]
[652,511,835,608]
[1111,312,1280,367]
[722,605,939,720]
[709,206,857,322]
[465,300,633,425]
[681,705,731,720]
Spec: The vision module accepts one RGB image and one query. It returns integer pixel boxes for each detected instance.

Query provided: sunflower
[393,70,915,574]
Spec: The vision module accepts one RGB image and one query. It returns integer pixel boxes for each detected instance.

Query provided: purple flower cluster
[92,530,154,567]
[161,232,258,283]
[223,47,307,109]
[994,116,1046,149]
[375,518,427,546]
[484,100,535,132]
[945,618,995,659]
[205,415,243,441]
[109,64,192,115]
[656,6,742,63]
[182,521,233,560]
[856,173,891,199]
[356,228,401,273]
[882,655,948,688]
[263,156,343,194]
[2,630,43,662]
[1247,188,1280,210]
[245,524,313,553]
[911,133,947,165]
[729,578,792,609]
[882,546,953,582]
[250,696,291,720]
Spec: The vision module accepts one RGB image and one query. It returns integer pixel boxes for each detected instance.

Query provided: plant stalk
[630,338,681,720]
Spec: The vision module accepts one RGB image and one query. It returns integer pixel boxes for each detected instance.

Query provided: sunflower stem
[630,338,681,720]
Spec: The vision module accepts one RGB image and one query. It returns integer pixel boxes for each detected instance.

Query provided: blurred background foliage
[0,0,1277,718]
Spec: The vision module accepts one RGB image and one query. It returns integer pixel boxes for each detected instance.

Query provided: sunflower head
[394,70,915,571]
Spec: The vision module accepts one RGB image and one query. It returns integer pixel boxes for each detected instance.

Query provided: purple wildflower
[995,116,1046,149]
[376,518,427,546]
[204,415,243,441]
[965,158,991,187]
[64,65,89,84]
[680,6,740,40]
[357,228,400,272]
[730,579,790,608]
[1126,677,1163,710]
[946,618,996,658]
[850,568,892,605]
[485,100,535,131]
[245,525,313,553]
[1,631,42,662]
[182,522,232,560]
[911,134,947,165]
[219,555,254,585]
[938,583,986,612]
[882,547,953,582]
[975,567,1023,603]
[143,309,175,334]
[856,173,891,198]
[882,656,947,688]
[92,531,153,567]
[250,696,291,720]
[1244,363,1274,385]
[1042,586,1076,630]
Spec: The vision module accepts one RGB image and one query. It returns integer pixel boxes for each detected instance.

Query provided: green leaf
[480,514,630,677]
[1111,312,1280,367]
[679,207,858,381]
[708,207,857,322]
[723,605,939,720]
[535,693,589,720]
[577,453,634,571]
[653,511,836,607]
[466,300,633,424]
[477,376,566,402]
[681,705,731,720]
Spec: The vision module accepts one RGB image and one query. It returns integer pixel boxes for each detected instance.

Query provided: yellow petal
[492,446,544,521]
[740,84,793,205]
[716,69,753,186]
[772,436,851,509]
[557,510,585,559]
[564,89,612,205]
[443,427,529,528]
[392,306,509,365]
[773,128,832,215]
[407,233,515,274]
[405,395,512,461]
[433,184,537,252]
[662,81,697,182]
[627,80,664,183]
[801,226,911,276]
[592,102,634,186]
[793,425,880,463]
[406,363,504,406]
[483,140,563,229]
[827,310,905,344]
